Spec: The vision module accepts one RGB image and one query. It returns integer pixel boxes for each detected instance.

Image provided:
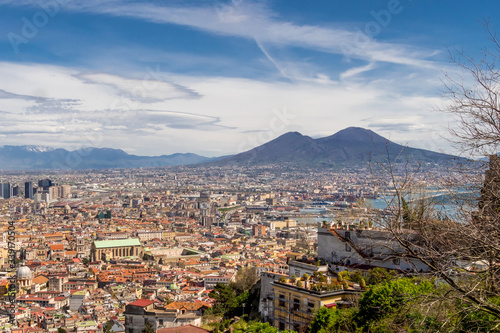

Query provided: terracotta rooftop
[128,299,154,307]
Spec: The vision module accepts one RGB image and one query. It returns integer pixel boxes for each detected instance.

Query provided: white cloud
[1,0,440,71]
[79,72,201,102]
[0,57,454,156]
[340,63,377,80]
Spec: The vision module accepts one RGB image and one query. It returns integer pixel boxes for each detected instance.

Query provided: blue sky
[0,0,498,157]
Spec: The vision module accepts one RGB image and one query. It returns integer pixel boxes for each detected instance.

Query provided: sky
[0,0,498,157]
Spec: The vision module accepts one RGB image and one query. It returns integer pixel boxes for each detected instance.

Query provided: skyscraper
[38,179,53,191]
[25,182,34,199]
[1,183,12,199]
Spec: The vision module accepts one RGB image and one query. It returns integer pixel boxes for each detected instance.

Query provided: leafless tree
[441,20,500,156]
[371,151,500,330]
[373,22,500,329]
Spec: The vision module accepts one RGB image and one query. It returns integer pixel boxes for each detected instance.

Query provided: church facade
[90,238,143,262]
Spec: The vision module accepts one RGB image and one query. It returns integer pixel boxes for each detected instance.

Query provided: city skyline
[0,1,498,157]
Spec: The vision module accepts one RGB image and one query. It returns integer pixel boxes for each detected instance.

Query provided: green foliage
[308,306,338,333]
[208,283,238,315]
[57,329,68,333]
[208,282,250,318]
[308,277,452,333]
[367,267,397,285]
[402,197,411,223]
[233,320,297,333]
[308,307,358,333]
[349,270,363,284]
[211,318,231,333]
[357,278,433,324]
[401,197,426,227]
[456,297,500,332]
[310,282,343,292]
[297,280,303,288]
[338,270,350,281]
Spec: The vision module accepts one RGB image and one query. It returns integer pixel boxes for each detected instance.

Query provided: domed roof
[16,265,32,279]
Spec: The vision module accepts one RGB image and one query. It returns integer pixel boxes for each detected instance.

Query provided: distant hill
[0,127,466,171]
[212,127,465,168]
[0,145,214,170]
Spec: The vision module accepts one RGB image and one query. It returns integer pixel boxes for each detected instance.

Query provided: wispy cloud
[340,63,377,80]
[1,0,441,70]
[77,72,202,102]
[0,88,48,101]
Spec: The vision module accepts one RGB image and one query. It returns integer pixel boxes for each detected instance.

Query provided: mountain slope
[0,146,213,170]
[213,127,464,167]
[221,132,323,165]
[0,127,465,170]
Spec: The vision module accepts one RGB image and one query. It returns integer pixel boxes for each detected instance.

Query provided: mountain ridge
[0,146,215,170]
[211,127,465,168]
[0,127,466,170]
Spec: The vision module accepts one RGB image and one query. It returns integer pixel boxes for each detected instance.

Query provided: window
[159,319,163,326]
[278,294,285,307]
[392,258,400,265]
[279,322,285,331]
[294,269,300,276]
[293,298,300,311]
[345,231,350,239]
[345,244,351,252]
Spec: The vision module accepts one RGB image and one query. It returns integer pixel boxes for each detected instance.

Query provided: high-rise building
[25,182,34,199]
[38,179,53,191]
[1,183,12,199]
[60,185,71,198]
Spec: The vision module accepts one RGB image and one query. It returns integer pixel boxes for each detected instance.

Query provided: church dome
[16,265,32,279]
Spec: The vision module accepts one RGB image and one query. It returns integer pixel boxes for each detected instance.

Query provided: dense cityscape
[1,1,500,332]
[0,159,485,332]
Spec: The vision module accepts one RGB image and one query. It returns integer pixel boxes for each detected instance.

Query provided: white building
[203,272,236,289]
[317,223,429,273]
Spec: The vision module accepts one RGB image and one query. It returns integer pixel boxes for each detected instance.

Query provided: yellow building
[264,219,297,230]
[272,281,359,332]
